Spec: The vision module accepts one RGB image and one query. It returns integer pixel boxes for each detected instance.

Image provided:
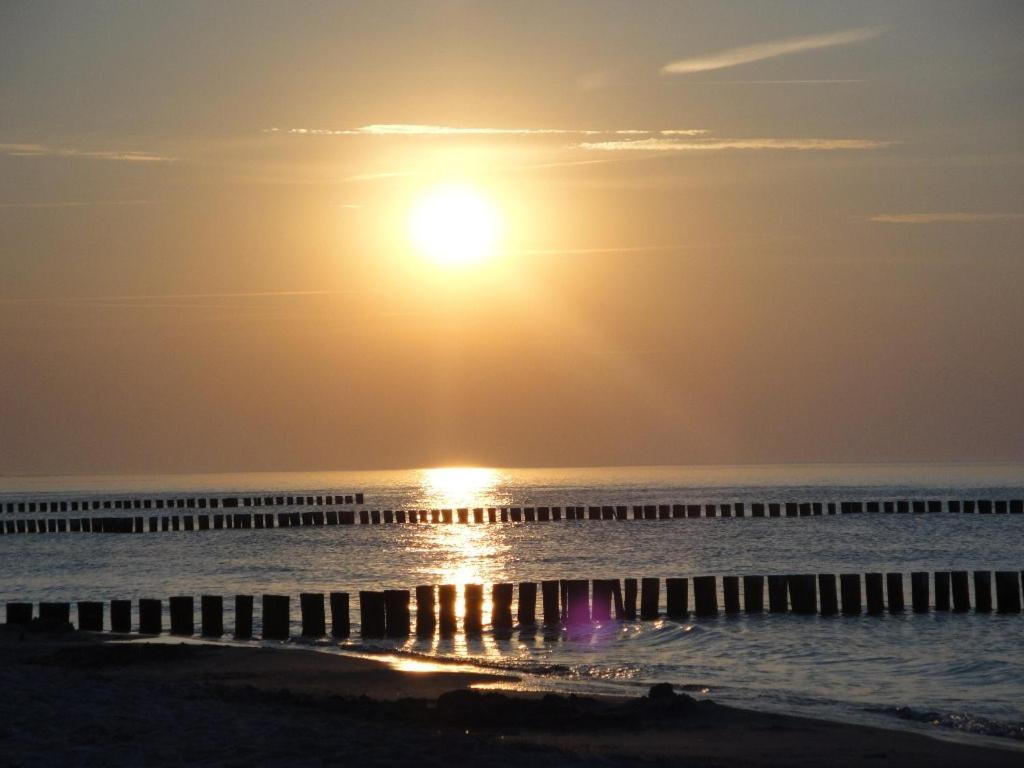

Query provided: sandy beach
[0,625,1018,768]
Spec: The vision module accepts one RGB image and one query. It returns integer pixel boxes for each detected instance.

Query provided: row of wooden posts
[3,498,1024,536]
[9,570,1022,640]
[0,493,364,515]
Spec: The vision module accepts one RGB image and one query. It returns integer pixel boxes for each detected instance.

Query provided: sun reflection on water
[418,466,508,509]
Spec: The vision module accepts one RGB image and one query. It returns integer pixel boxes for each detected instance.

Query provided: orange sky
[1,1,1022,474]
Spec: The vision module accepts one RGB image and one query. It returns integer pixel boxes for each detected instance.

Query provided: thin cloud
[868,212,1024,224]
[0,142,173,162]
[662,27,883,75]
[267,125,709,138]
[578,138,893,152]
[685,79,867,85]
[0,200,157,209]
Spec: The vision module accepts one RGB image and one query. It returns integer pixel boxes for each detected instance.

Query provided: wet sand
[0,626,1019,767]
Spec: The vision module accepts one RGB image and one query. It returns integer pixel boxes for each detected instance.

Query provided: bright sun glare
[408,184,501,268]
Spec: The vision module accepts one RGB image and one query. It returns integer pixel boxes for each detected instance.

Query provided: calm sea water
[2,464,1023,747]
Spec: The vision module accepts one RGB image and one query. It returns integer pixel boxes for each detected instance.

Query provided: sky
[1,0,1022,475]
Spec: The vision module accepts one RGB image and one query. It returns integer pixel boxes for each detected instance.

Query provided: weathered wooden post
[664,578,688,619]
[359,591,386,639]
[37,602,69,625]
[169,596,194,636]
[300,593,326,637]
[201,595,223,637]
[723,576,740,613]
[743,576,765,612]
[541,580,561,626]
[911,573,930,613]
[994,571,1022,613]
[464,584,483,636]
[623,577,638,620]
[768,503,781,518]
[384,589,411,637]
[415,585,436,637]
[590,580,612,622]
[262,595,290,640]
[111,599,131,632]
[78,601,103,631]
[886,574,905,613]
[788,575,816,615]
[518,582,537,627]
[767,575,788,613]
[951,571,970,612]
[565,580,590,626]
[973,571,992,612]
[492,583,513,634]
[639,577,659,620]
[934,572,951,611]
[751,503,765,518]
[611,579,625,619]
[693,576,718,616]
[330,592,350,638]
[235,595,254,639]
[438,585,457,636]
[139,599,162,634]
[840,574,861,615]
[865,573,884,615]
[818,574,838,615]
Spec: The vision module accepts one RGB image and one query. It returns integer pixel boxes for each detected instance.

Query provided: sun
[407,184,501,267]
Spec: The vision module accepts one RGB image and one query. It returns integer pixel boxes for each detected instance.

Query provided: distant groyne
[0,498,1022,535]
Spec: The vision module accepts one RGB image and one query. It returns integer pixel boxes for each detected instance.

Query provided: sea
[2,463,1022,749]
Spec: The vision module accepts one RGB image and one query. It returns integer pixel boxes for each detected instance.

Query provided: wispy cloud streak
[868,212,1024,224]
[267,125,708,138]
[578,138,893,152]
[0,200,157,209]
[662,27,883,74]
[0,143,173,162]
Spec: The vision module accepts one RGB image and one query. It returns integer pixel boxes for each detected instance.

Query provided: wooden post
[639,577,659,620]
[768,503,781,517]
[8,606,34,626]
[665,577,688,619]
[886,574,905,613]
[994,571,1022,613]
[78,601,104,631]
[767,575,788,613]
[865,573,884,615]
[751,503,765,517]
[743,576,764,612]
[201,595,223,637]
[139,599,162,634]
[818,574,838,615]
[330,592,350,638]
[934,572,951,611]
[39,602,71,625]
[840,574,861,615]
[518,582,537,627]
[438,585,457,636]
[262,595,290,639]
[169,596,194,636]
[541,580,561,626]
[111,599,131,632]
[300,593,326,637]
[723,576,740,613]
[623,578,638,620]
[911,573,930,613]
[788,575,817,615]
[464,584,483,636]
[492,583,513,633]
[692,576,717,616]
[565,580,590,626]
[951,571,970,612]
[235,595,254,639]
[359,591,386,639]
[384,589,411,637]
[686,504,700,518]
[415,585,436,637]
[973,571,992,612]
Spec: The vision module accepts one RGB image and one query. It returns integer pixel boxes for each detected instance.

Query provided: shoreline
[1,627,1019,767]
